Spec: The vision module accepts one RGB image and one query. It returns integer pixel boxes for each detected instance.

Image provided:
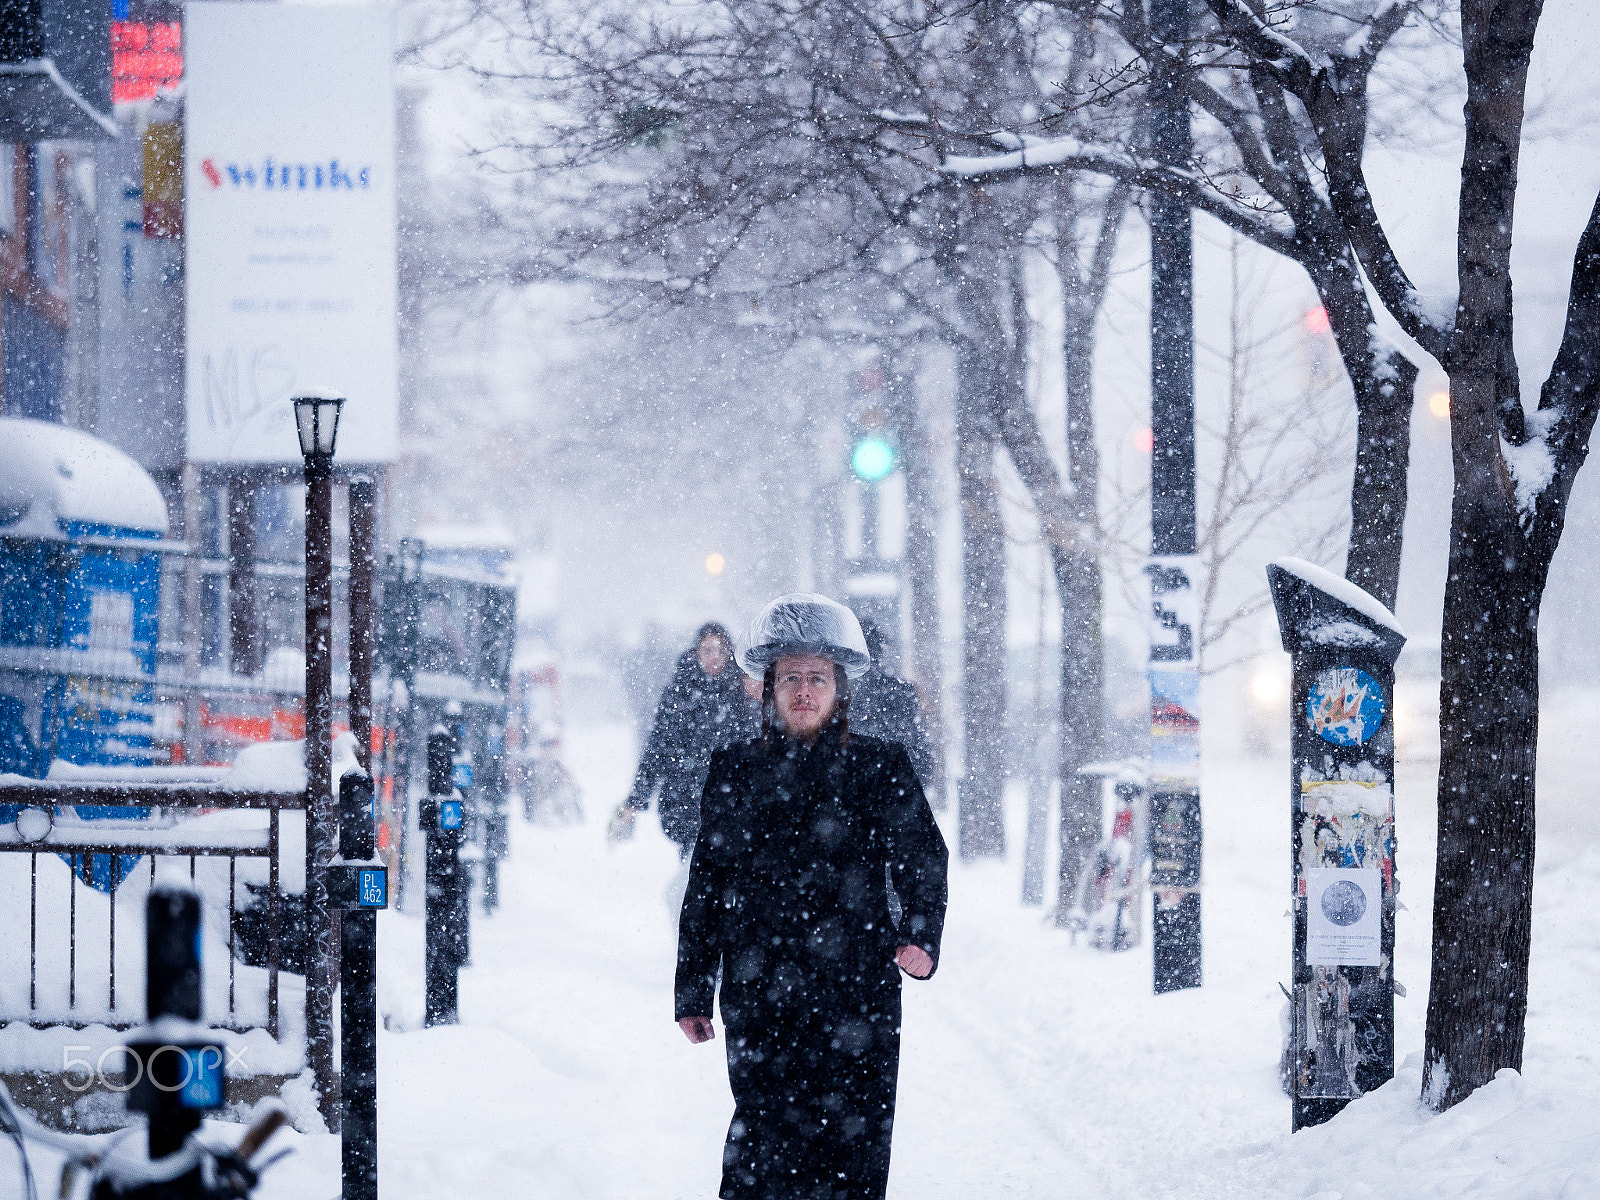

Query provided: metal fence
[0,781,304,1039]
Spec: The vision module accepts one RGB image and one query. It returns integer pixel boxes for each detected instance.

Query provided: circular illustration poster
[1305,667,1385,746]
[1319,878,1369,927]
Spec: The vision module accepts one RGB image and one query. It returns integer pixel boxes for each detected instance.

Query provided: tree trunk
[890,359,948,806]
[1421,370,1543,1108]
[1344,355,1415,610]
[1423,0,1545,1108]
[1055,318,1104,921]
[956,340,1009,860]
[1300,233,1415,611]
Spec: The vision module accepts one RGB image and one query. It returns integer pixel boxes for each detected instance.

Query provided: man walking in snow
[676,594,948,1200]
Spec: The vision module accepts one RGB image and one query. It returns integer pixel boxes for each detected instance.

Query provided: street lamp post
[295,391,344,1128]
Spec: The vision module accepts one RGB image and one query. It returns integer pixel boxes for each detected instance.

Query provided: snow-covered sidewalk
[28,711,1598,1199]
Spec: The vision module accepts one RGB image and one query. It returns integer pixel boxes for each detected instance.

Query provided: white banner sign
[185,4,398,464]
[1305,867,1383,966]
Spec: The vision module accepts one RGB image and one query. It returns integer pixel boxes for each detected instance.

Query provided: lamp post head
[292,392,346,461]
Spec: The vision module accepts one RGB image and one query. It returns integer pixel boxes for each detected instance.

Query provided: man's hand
[895,945,934,979]
[679,1016,716,1044]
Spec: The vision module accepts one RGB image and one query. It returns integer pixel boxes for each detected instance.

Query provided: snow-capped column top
[1267,557,1406,663]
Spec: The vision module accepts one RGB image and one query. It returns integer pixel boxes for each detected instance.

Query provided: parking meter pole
[450,731,474,968]
[424,724,461,1026]
[143,888,205,1162]
[337,769,381,1200]
[111,886,225,1200]
[1268,559,1405,1131]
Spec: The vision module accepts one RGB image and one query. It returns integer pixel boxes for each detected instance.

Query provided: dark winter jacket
[625,650,757,848]
[849,666,935,787]
[675,727,947,1020]
[676,726,948,1200]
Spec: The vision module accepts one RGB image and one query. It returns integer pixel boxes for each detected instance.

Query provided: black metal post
[304,453,339,1126]
[143,888,204,1161]
[1147,0,1202,995]
[120,886,224,1200]
[339,770,380,1200]
[393,538,423,910]
[424,723,461,1025]
[1269,560,1404,1130]
[228,474,261,678]
[349,477,377,775]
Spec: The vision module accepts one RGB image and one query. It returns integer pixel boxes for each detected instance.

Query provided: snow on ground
[16,707,1600,1198]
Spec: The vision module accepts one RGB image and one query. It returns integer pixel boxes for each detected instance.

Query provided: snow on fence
[0,780,304,1041]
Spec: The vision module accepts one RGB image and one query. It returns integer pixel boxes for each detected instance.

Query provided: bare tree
[945,0,1440,613]
[1189,0,1600,1109]
[453,0,1149,861]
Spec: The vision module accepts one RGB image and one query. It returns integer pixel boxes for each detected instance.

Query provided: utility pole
[1146,0,1203,994]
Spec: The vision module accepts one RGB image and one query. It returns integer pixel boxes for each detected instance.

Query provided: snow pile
[0,417,169,538]
[1309,620,1381,647]
[1236,1056,1600,1199]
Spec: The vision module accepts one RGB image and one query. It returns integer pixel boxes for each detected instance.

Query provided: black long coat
[626,651,757,851]
[676,727,948,1200]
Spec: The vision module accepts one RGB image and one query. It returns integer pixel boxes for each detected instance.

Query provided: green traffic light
[852,436,895,482]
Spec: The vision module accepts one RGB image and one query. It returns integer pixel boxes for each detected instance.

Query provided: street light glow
[851,436,896,482]
[705,552,725,576]
[1428,391,1450,419]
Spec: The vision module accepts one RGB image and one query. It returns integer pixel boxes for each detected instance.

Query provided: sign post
[328,768,387,1200]
[1268,557,1405,1130]
[1146,559,1202,992]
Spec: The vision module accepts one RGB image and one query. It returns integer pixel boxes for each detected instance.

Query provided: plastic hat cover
[738,593,871,679]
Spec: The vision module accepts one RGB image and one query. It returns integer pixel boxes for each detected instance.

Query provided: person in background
[610,622,757,858]
[676,594,948,1200]
[850,620,936,789]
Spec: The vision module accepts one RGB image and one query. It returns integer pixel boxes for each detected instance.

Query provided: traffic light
[851,434,896,482]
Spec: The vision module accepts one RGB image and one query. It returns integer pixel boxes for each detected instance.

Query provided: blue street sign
[179,1045,224,1110]
[452,761,474,790]
[440,799,464,831]
[359,867,387,908]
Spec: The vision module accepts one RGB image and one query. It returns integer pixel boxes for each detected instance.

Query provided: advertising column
[1268,557,1405,1131]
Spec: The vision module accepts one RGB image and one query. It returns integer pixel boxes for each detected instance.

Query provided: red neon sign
[112,22,182,104]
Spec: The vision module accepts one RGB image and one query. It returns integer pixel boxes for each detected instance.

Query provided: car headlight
[1250,668,1287,709]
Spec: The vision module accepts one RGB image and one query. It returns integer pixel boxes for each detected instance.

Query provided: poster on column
[185,4,398,464]
[1305,867,1383,966]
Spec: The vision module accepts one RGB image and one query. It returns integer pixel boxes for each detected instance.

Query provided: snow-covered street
[244,709,1600,1200]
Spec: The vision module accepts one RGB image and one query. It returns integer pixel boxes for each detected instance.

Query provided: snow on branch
[1201,0,1320,82]
[1532,188,1600,531]
[941,135,1299,258]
